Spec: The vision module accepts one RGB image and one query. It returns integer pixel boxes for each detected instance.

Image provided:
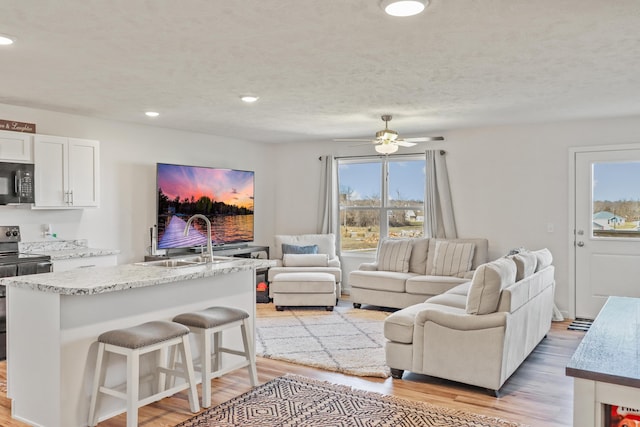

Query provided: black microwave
[0,162,35,205]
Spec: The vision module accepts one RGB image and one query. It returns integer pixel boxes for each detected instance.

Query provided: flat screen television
[156,163,254,250]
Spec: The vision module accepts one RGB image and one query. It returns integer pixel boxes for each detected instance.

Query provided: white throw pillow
[282,254,329,267]
[377,238,413,273]
[507,251,538,281]
[430,240,475,277]
[531,248,553,271]
[466,257,517,315]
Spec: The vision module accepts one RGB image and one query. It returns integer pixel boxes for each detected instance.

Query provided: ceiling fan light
[380,0,427,17]
[375,143,399,154]
[0,34,15,45]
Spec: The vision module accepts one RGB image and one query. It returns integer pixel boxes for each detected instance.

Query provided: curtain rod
[320,150,446,161]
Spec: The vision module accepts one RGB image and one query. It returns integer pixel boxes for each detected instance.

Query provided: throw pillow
[430,240,475,277]
[281,243,319,255]
[507,251,537,281]
[531,248,553,272]
[282,253,329,267]
[466,257,517,315]
[377,238,413,273]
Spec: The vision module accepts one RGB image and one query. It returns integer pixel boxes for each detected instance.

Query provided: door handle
[577,241,585,247]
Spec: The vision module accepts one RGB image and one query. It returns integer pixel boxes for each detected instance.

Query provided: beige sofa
[350,237,489,309]
[384,249,555,395]
[267,234,342,298]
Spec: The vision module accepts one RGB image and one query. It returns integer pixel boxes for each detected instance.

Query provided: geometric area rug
[175,374,526,427]
[254,302,392,378]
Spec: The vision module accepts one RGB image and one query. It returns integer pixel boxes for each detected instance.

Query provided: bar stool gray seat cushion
[173,306,249,329]
[97,320,190,349]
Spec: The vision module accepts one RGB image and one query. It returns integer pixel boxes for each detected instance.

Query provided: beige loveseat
[384,249,555,395]
[267,234,342,298]
[350,237,489,309]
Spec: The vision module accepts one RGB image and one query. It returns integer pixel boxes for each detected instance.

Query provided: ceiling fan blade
[403,136,445,142]
[395,140,417,147]
[333,138,374,143]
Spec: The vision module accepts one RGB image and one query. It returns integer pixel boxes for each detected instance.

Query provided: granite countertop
[20,239,120,260]
[0,257,274,296]
[566,296,640,389]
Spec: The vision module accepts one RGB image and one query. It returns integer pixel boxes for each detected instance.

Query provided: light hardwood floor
[0,319,584,427]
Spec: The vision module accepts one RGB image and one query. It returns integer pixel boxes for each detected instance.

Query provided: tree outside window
[338,155,425,252]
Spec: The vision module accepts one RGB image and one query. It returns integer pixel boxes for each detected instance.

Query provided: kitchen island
[1,256,271,427]
[566,296,640,427]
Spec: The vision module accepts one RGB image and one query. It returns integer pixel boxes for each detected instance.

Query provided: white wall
[271,115,640,317]
[0,103,276,263]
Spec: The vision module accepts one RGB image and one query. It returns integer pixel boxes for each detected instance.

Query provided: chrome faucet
[183,214,213,262]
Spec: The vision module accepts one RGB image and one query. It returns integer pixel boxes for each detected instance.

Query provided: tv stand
[211,245,269,259]
[146,245,269,261]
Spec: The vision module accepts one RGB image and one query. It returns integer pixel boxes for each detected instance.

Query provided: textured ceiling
[1,0,639,143]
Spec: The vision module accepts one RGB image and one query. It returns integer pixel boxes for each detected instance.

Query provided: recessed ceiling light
[240,95,259,103]
[145,111,159,117]
[0,34,16,45]
[380,0,427,17]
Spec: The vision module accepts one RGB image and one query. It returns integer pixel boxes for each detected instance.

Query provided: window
[592,161,640,238]
[338,155,425,252]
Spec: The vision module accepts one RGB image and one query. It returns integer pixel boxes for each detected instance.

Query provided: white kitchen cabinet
[52,254,117,272]
[0,131,33,162]
[33,134,100,208]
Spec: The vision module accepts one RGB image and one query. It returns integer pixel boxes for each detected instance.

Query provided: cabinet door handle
[70,190,74,205]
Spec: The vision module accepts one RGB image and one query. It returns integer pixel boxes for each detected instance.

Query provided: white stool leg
[201,328,213,408]
[165,343,178,390]
[240,319,258,386]
[178,335,200,413]
[126,348,140,427]
[157,345,167,394]
[88,342,106,427]
[213,330,221,372]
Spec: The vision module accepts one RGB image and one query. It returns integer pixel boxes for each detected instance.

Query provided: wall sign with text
[0,120,36,133]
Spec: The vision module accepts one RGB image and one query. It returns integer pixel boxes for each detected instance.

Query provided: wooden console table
[566,296,640,426]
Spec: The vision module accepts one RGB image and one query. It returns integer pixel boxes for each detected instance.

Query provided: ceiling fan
[334,114,444,154]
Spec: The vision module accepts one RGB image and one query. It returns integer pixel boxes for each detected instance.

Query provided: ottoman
[270,272,338,311]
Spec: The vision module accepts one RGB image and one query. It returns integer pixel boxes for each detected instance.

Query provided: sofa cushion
[282,253,328,267]
[531,248,553,272]
[378,238,413,273]
[408,237,430,274]
[507,251,537,281]
[383,302,430,344]
[349,270,415,293]
[405,275,468,296]
[426,292,468,309]
[466,257,517,315]
[430,240,475,277]
[282,243,318,255]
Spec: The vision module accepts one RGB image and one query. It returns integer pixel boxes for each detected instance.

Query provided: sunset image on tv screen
[156,163,254,249]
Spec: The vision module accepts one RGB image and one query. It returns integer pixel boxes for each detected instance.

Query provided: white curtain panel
[318,155,339,237]
[424,150,457,239]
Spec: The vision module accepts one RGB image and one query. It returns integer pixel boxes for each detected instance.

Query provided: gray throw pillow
[282,243,319,255]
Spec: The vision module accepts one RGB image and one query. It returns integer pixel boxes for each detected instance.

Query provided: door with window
[574,148,640,319]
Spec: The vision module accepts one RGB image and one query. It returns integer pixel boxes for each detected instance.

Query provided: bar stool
[88,320,200,427]
[172,306,258,408]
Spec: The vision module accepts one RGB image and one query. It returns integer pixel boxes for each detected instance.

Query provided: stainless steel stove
[0,226,52,360]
